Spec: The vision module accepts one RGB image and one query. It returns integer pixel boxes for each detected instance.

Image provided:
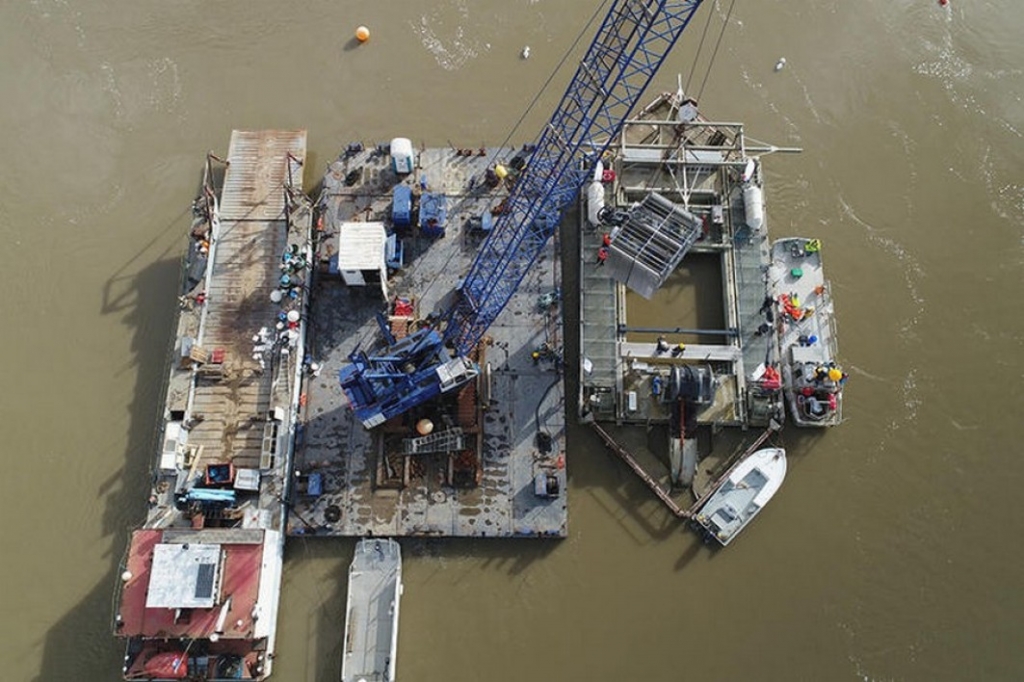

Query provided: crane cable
[696,0,736,102]
[684,0,716,96]
[496,0,613,157]
[640,0,725,198]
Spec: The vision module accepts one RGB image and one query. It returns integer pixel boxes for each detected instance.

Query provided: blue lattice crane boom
[446,0,705,354]
[340,0,705,429]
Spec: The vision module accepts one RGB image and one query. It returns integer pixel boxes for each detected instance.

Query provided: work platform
[115,130,311,681]
[577,94,792,515]
[153,129,311,525]
[289,144,567,538]
[580,99,782,431]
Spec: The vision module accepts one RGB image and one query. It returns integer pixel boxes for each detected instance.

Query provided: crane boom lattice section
[445,0,704,354]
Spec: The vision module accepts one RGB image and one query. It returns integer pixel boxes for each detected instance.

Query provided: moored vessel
[694,447,787,545]
[771,237,845,427]
[342,539,403,682]
[113,131,311,680]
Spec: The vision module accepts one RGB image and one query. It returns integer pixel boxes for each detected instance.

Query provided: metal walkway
[402,428,465,455]
[728,172,778,427]
[188,130,307,470]
[580,225,621,418]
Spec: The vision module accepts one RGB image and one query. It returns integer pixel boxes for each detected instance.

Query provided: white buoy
[287,309,300,323]
[774,57,787,72]
[521,46,530,59]
[121,570,133,582]
[270,289,283,303]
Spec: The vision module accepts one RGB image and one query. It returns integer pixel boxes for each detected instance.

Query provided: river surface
[2,1,1023,681]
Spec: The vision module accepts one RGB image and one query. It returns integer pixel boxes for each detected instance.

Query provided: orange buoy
[355,26,370,42]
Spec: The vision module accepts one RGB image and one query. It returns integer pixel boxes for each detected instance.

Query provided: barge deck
[114,130,311,681]
[342,539,402,682]
[289,145,567,538]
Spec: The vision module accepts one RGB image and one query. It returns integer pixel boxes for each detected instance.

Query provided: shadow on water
[404,537,559,577]
[282,538,351,682]
[674,534,707,571]
[35,253,182,682]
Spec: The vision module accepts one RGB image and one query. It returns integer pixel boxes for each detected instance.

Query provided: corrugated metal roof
[336,222,387,271]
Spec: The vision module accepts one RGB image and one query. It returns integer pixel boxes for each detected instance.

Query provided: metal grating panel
[219,130,307,221]
[606,192,702,299]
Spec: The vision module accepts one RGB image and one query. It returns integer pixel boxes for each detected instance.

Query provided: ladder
[402,428,465,455]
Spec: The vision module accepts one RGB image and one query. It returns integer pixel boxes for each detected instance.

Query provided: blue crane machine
[340,0,706,429]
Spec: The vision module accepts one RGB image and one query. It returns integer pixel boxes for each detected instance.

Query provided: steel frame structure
[445,0,705,354]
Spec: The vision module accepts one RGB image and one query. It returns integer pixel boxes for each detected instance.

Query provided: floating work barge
[771,237,844,426]
[342,539,403,682]
[579,92,838,521]
[114,131,311,681]
[581,93,784,432]
[289,143,567,538]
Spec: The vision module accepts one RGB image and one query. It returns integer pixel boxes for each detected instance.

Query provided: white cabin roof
[146,543,222,609]
[337,222,387,271]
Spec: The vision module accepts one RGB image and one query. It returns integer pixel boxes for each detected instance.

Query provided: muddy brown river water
[2,1,1022,680]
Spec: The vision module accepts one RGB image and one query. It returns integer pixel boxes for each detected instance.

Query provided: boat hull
[695,447,787,546]
[342,539,402,682]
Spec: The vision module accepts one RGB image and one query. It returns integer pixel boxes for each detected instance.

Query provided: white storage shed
[337,222,389,300]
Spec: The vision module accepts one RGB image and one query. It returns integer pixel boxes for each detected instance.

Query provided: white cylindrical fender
[586,181,605,227]
[743,183,764,232]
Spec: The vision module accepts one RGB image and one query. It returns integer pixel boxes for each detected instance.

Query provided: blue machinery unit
[419,192,448,238]
[340,0,705,428]
[392,185,412,228]
[340,328,479,428]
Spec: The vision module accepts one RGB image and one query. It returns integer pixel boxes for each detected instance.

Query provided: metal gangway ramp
[187,130,307,471]
[402,428,465,455]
